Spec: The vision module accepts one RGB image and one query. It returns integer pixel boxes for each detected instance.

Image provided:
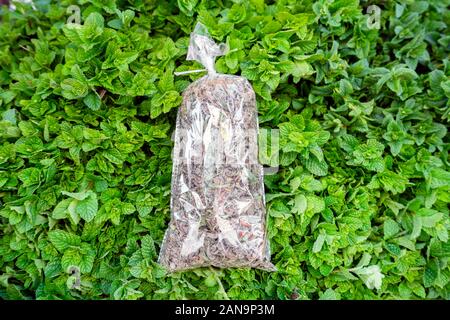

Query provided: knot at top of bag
[186,23,228,75]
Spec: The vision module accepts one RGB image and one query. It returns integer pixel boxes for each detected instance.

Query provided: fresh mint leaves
[0,0,449,300]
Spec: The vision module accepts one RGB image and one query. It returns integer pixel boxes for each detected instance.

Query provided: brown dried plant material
[158,23,274,272]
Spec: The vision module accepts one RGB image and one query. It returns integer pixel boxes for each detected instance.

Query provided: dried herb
[158,24,274,272]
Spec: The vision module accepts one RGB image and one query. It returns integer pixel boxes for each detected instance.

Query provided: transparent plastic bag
[158,23,275,272]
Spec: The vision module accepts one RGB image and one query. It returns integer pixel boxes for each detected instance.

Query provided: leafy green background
[1,0,449,300]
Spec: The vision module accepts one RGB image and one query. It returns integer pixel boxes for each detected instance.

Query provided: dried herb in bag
[158,23,275,272]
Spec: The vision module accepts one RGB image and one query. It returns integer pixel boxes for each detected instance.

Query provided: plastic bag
[158,23,275,272]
